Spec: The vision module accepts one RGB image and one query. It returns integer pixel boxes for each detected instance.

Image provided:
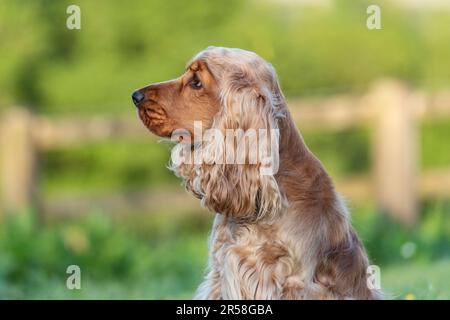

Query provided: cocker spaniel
[132,46,381,299]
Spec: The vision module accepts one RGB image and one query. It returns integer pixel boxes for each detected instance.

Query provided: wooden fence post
[0,108,37,214]
[368,80,418,225]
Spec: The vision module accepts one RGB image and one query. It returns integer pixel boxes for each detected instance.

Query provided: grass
[0,211,208,299]
[382,260,450,300]
[3,252,449,299]
[0,205,448,299]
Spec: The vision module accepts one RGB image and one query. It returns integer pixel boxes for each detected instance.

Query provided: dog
[132,46,381,299]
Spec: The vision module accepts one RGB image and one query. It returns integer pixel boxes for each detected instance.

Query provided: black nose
[132,90,145,107]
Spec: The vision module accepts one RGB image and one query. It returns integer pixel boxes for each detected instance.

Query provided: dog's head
[132,46,284,138]
[132,47,287,222]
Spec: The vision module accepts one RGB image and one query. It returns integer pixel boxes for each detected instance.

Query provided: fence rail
[1,80,450,225]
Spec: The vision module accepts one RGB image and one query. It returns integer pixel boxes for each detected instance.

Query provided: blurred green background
[0,0,449,299]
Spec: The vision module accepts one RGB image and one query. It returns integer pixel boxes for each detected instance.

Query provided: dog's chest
[209,216,303,299]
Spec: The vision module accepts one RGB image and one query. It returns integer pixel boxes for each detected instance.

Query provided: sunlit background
[0,0,449,299]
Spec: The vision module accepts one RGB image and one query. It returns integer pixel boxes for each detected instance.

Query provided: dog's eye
[189,74,202,89]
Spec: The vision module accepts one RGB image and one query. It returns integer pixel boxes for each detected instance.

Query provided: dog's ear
[197,81,285,222]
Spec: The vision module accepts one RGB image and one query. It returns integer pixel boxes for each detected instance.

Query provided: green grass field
[383,260,450,300]
[0,206,448,299]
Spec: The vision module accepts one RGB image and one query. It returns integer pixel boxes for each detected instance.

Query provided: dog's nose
[132,90,145,107]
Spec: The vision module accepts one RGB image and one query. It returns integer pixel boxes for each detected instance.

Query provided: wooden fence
[1,80,450,225]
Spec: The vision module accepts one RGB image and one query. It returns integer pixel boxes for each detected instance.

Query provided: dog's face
[132,59,221,138]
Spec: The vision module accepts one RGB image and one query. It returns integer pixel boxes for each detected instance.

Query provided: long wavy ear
[194,75,286,222]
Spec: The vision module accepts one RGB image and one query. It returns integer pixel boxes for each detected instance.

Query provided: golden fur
[134,47,381,299]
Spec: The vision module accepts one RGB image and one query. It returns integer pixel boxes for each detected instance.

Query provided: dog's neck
[278,111,309,162]
[276,111,336,207]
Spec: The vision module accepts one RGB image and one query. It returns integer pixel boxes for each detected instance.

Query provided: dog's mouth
[138,104,174,138]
